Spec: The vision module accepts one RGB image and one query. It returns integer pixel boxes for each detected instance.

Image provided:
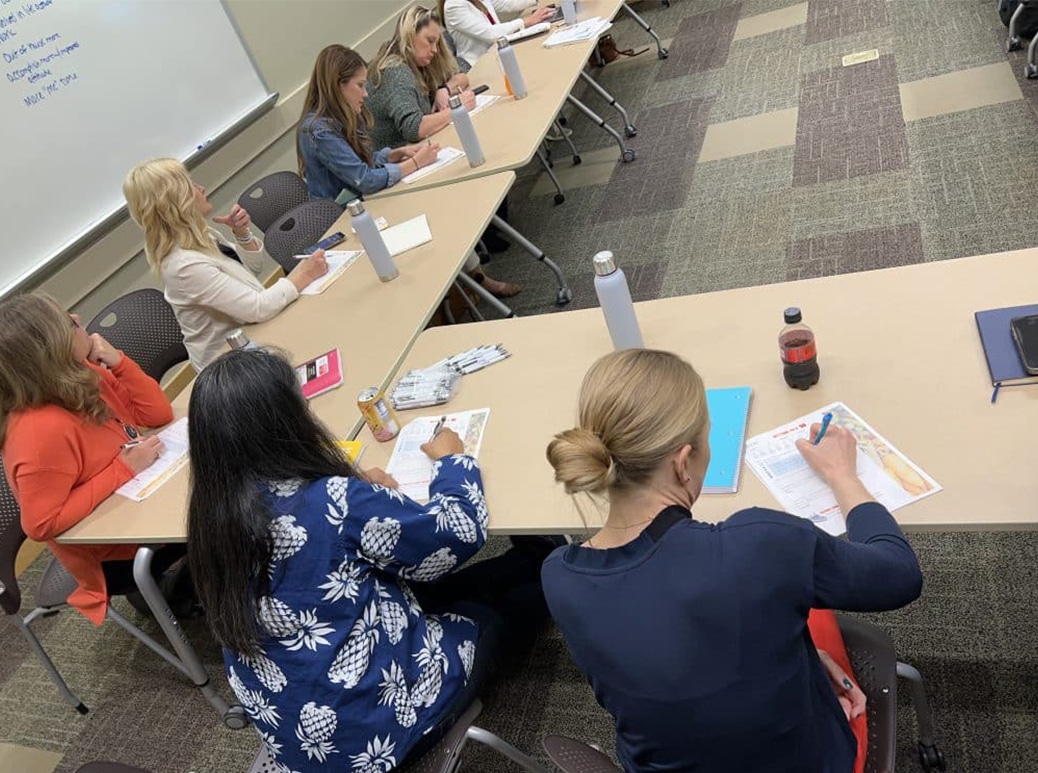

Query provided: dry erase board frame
[0,0,278,300]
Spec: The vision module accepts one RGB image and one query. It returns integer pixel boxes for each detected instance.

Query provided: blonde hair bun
[546,427,616,495]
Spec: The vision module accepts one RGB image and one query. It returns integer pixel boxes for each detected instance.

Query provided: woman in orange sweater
[0,292,177,625]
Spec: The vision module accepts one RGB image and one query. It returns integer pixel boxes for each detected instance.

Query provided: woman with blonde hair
[0,292,190,624]
[439,0,555,69]
[543,349,924,773]
[124,159,328,372]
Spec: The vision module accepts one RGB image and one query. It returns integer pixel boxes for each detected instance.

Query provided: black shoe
[475,242,491,264]
[482,231,511,254]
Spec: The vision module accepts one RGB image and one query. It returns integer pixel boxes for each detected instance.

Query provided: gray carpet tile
[804,0,889,46]
[799,26,897,76]
[788,169,919,243]
[739,0,808,18]
[890,0,1008,84]
[786,223,924,280]
[656,3,742,80]
[711,25,804,122]
[793,54,910,187]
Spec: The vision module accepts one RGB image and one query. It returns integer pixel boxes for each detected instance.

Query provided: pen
[813,412,833,445]
[121,440,142,450]
[429,416,447,440]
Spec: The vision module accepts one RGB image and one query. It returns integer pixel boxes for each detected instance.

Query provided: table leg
[490,215,573,306]
[536,146,566,205]
[553,119,582,165]
[620,2,669,59]
[453,279,486,321]
[456,271,516,318]
[564,94,636,163]
[132,547,247,728]
[577,70,636,138]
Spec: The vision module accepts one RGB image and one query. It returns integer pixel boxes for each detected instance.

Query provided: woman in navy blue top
[543,349,923,773]
[186,348,553,772]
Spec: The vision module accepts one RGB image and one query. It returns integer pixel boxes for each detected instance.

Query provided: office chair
[0,455,193,716]
[237,171,310,233]
[85,289,188,382]
[541,616,946,773]
[263,199,345,273]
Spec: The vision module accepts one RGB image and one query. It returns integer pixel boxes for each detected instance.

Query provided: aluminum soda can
[358,387,400,441]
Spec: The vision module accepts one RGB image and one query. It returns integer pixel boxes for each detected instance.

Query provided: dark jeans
[405,536,560,760]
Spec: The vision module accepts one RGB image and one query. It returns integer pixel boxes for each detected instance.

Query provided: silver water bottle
[226,328,259,350]
[348,199,398,282]
[593,251,644,350]
[561,0,577,25]
[449,94,485,167]
[497,37,527,99]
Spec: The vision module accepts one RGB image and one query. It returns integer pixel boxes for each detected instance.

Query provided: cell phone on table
[1010,314,1038,374]
[301,231,345,255]
[472,84,490,96]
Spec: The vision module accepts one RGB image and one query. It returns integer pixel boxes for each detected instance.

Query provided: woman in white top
[124,158,328,372]
[440,0,555,68]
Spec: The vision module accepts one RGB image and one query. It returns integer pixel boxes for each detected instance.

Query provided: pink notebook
[295,349,344,399]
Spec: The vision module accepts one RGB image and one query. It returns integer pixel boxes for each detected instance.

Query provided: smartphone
[1010,314,1038,374]
[472,84,490,96]
[301,231,345,255]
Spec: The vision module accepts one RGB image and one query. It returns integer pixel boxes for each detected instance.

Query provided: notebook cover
[702,386,752,494]
[974,304,1038,385]
[296,349,344,400]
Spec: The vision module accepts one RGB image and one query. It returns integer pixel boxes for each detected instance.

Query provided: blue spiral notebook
[703,387,753,494]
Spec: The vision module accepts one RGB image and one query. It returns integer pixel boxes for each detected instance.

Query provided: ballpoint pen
[813,412,833,445]
[429,416,447,440]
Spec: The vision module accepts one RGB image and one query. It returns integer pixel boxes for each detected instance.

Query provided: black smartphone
[472,84,490,96]
[302,231,345,255]
[1010,314,1038,374]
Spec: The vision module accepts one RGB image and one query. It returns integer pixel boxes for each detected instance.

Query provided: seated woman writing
[543,349,924,773]
[186,348,555,771]
[124,159,329,372]
[0,292,189,624]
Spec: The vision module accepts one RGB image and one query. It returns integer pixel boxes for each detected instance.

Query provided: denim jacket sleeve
[309,122,401,196]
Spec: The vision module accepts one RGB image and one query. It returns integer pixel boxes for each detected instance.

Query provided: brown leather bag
[590,34,648,67]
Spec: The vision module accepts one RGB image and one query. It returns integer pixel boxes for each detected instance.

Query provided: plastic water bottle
[561,0,577,25]
[496,38,527,99]
[449,94,485,167]
[348,199,398,282]
[226,329,258,350]
[779,307,820,390]
[593,251,643,350]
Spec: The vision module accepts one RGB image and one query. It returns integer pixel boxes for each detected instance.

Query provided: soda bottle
[779,307,820,390]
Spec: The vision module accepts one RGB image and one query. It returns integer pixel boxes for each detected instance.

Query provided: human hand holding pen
[421,426,463,460]
[795,423,875,515]
[119,435,164,473]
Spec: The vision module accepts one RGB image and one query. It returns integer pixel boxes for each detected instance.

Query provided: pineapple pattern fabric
[223,455,489,773]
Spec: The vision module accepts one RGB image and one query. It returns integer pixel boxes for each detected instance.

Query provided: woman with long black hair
[186,348,552,772]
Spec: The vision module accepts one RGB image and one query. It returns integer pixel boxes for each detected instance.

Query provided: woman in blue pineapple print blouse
[186,348,554,772]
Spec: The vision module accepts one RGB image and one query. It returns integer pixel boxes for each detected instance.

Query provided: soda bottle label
[780,339,816,364]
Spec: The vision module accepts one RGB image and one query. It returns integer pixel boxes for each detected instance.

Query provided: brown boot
[469,269,521,298]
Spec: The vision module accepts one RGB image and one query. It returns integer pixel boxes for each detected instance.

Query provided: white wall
[32,0,408,321]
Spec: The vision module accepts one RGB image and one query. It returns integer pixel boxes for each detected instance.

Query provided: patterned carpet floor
[5,1,1038,771]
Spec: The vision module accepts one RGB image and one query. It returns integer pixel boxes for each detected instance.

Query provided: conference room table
[361,247,1038,534]
[54,172,513,726]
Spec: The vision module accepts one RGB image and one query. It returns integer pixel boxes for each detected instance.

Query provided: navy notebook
[974,304,1038,402]
[703,387,752,494]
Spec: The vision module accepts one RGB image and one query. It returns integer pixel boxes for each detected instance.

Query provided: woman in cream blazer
[440,0,555,68]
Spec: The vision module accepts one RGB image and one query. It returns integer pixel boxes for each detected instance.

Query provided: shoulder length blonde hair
[0,292,107,445]
[124,158,216,272]
[298,45,375,171]
[371,6,459,99]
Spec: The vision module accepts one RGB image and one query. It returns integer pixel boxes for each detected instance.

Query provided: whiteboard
[0,0,273,296]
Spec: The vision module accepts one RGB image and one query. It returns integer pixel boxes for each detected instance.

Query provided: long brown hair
[371,6,459,99]
[0,293,107,445]
[298,45,375,172]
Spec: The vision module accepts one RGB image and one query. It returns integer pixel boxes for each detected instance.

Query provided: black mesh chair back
[0,453,25,615]
[238,171,310,233]
[263,199,344,273]
[85,289,188,382]
[837,615,898,773]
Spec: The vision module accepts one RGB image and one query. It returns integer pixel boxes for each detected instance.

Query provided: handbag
[590,34,648,67]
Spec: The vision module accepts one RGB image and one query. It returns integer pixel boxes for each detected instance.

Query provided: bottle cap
[783,307,802,324]
[448,94,463,109]
[593,250,617,276]
[346,199,365,216]
[226,328,250,350]
[497,37,510,49]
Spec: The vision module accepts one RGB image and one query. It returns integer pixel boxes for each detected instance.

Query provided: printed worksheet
[469,94,501,116]
[300,250,363,295]
[744,402,941,536]
[401,147,465,184]
[116,417,190,502]
[386,409,490,502]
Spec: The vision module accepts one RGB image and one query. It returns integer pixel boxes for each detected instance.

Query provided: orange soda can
[358,387,400,441]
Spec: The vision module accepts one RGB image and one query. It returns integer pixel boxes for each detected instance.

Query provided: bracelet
[413,157,421,172]
[234,228,255,244]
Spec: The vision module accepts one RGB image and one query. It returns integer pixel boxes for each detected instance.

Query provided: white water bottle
[449,94,485,167]
[561,0,577,25]
[348,199,398,282]
[496,38,527,99]
[593,251,643,350]
[226,329,259,350]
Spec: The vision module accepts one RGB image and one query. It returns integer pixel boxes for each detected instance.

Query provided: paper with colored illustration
[116,417,190,502]
[744,402,941,536]
[386,409,490,502]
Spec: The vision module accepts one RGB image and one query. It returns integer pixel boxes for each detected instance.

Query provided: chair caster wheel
[554,193,565,205]
[556,287,573,305]
[224,705,249,730]
[75,702,89,715]
[572,155,582,165]
[1027,63,1038,79]
[622,149,636,162]
[1009,36,1022,52]
[557,115,568,127]
[918,742,946,772]
[624,125,637,138]
[658,48,669,59]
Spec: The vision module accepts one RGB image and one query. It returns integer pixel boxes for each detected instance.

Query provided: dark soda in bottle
[779,307,819,390]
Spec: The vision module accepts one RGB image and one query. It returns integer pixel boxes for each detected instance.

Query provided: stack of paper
[469,94,501,116]
[383,215,433,257]
[386,409,490,501]
[402,146,465,183]
[300,250,362,295]
[116,418,190,502]
[507,21,551,43]
[543,17,611,47]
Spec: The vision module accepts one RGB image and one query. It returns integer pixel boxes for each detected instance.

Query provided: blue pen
[813,412,833,445]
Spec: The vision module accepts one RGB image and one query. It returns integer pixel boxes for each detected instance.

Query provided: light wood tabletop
[369,0,626,199]
[57,172,513,546]
[361,248,1038,534]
